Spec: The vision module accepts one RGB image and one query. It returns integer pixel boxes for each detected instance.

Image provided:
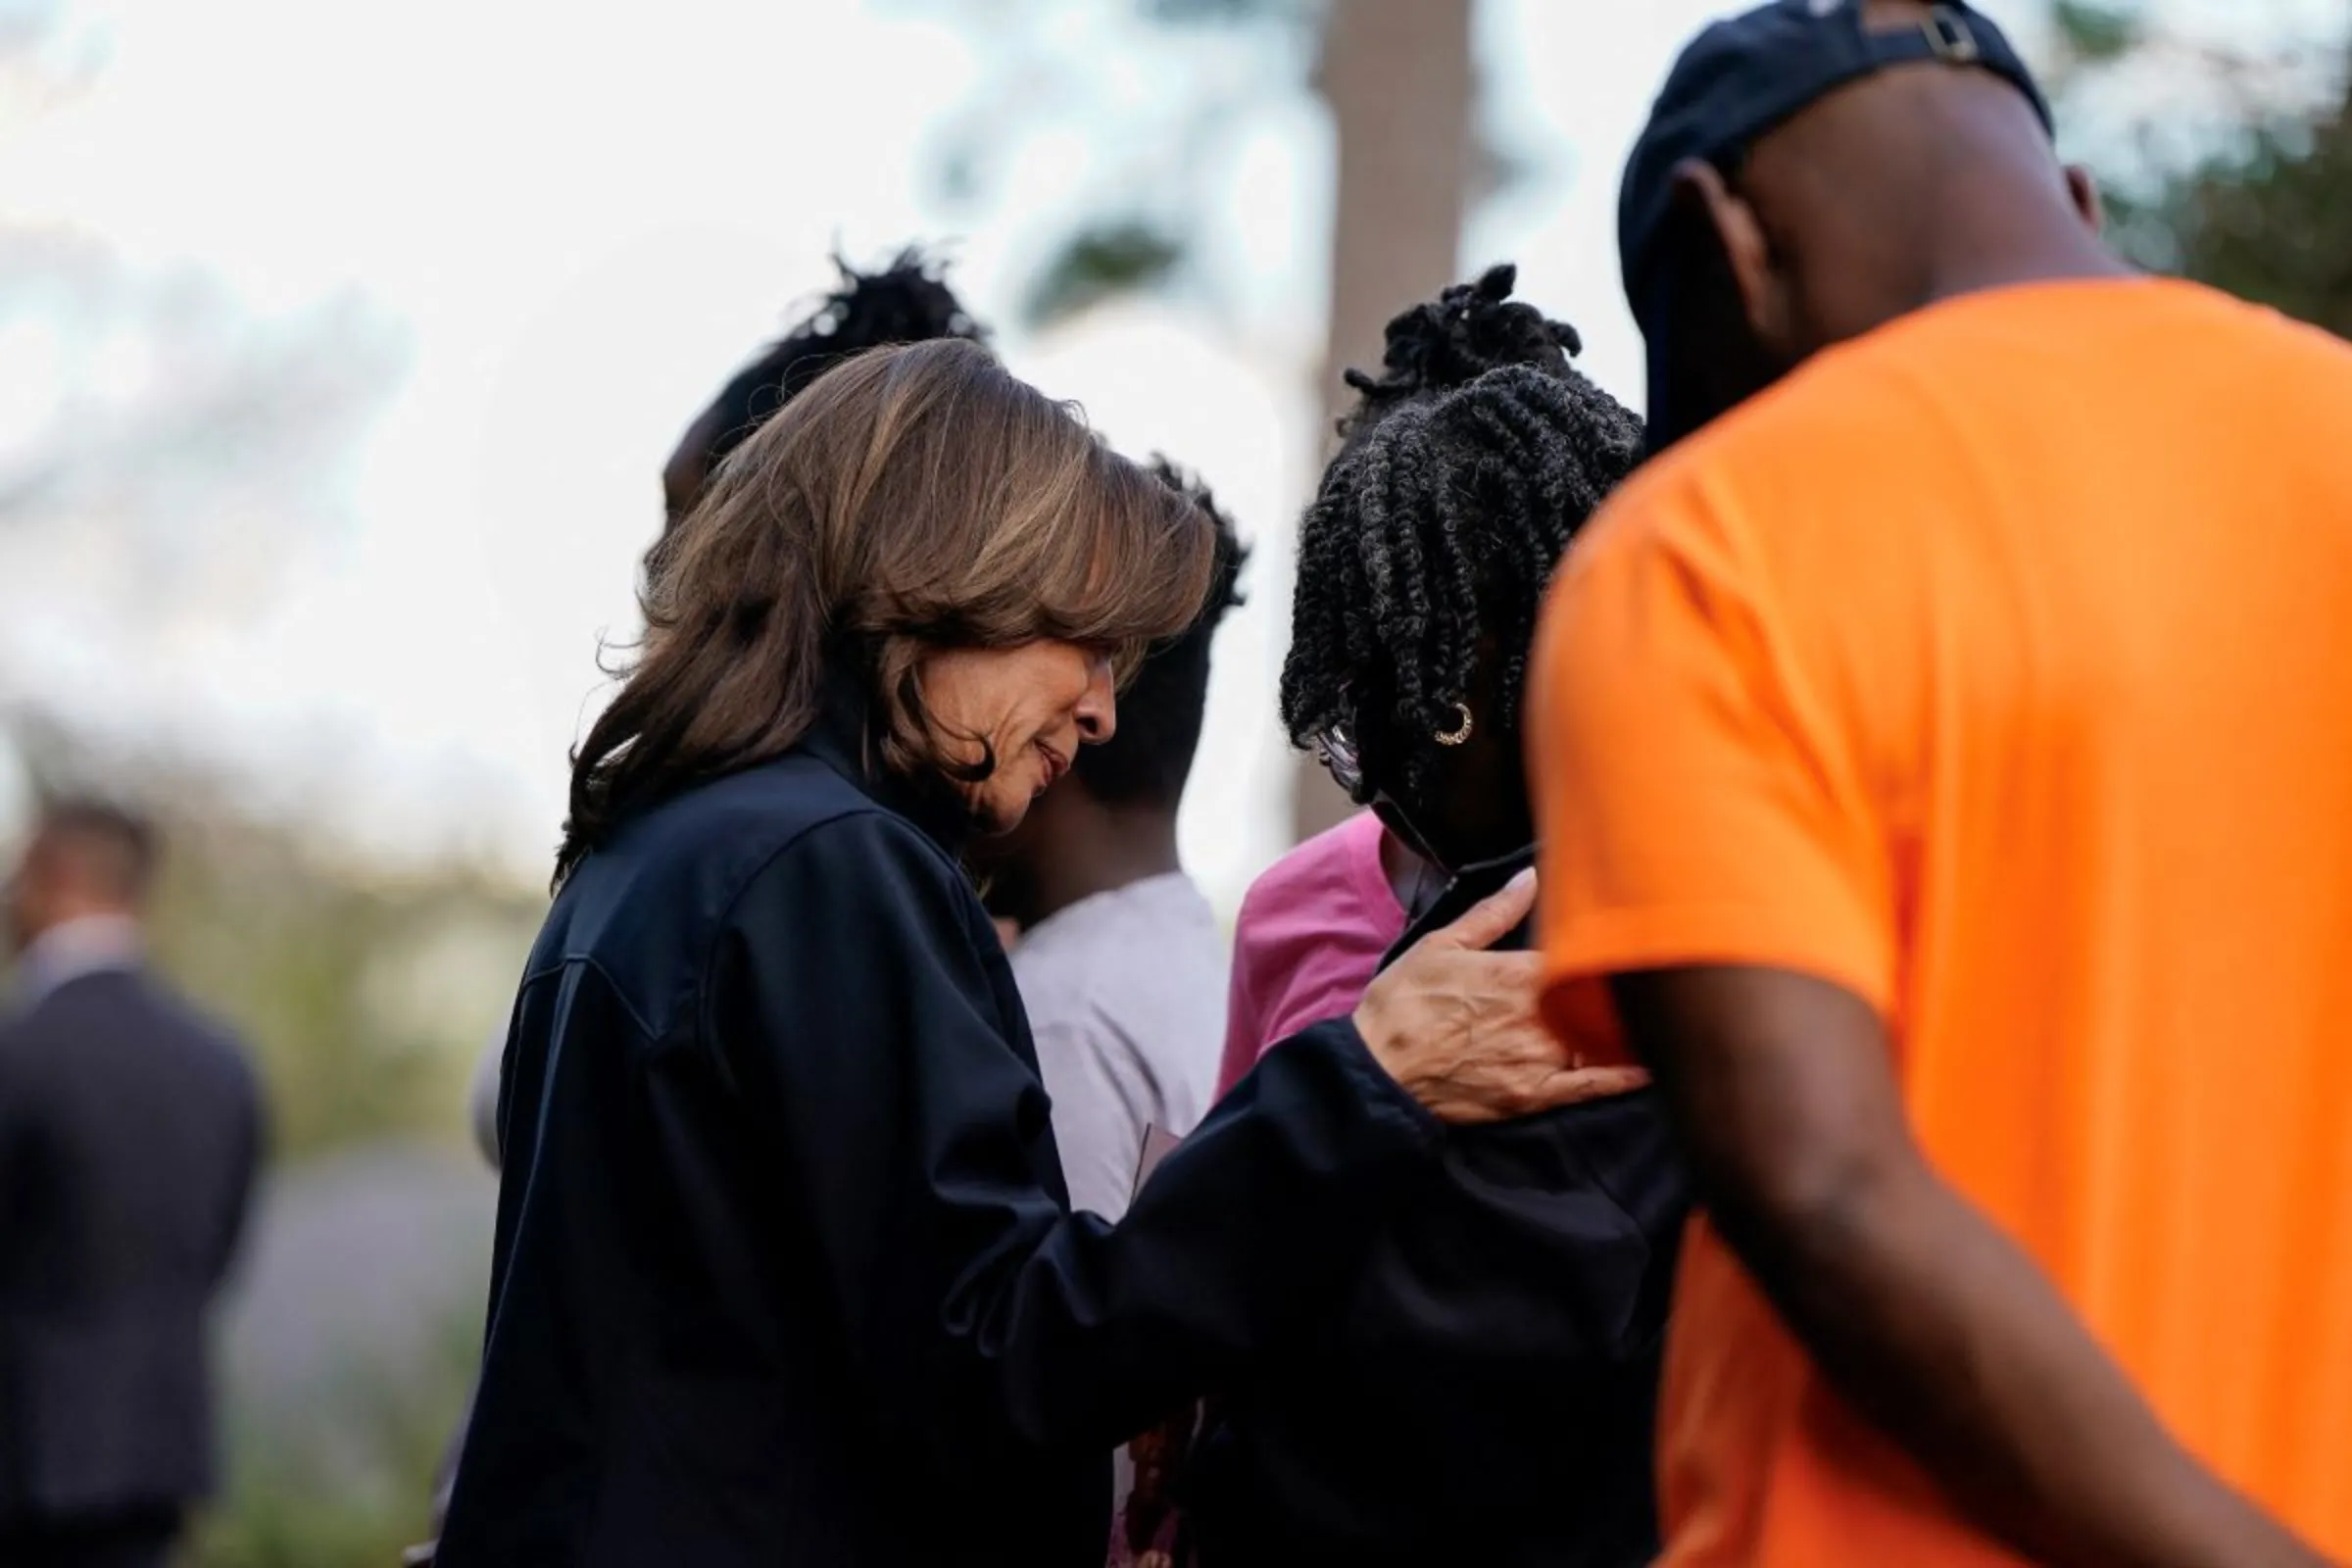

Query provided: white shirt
[468,1028,505,1172]
[1009,872,1226,1222]
[10,913,142,1014]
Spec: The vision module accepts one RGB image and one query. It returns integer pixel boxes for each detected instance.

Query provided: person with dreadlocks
[1210,265,1586,1104]
[1215,264,1611,1098]
[1183,267,1685,1568]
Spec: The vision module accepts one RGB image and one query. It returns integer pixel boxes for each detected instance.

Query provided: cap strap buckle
[1922,5,1982,64]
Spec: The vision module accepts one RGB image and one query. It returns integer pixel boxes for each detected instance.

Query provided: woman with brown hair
[433,338,1584,1568]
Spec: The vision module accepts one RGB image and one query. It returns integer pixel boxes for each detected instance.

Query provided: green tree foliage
[191,1309,479,1568]
[1020,220,1189,330]
[921,0,1315,328]
[2057,0,2352,336]
[2051,0,2141,71]
[2144,111,2352,337]
[147,816,543,1159]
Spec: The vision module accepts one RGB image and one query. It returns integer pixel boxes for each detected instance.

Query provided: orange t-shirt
[1533,277,2352,1567]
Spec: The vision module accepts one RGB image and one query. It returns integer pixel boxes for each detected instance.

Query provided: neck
[1917,139,2132,306]
[1020,807,1182,925]
[1922,227,2130,307]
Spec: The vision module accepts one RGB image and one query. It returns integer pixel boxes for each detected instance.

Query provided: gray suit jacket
[0,968,263,1522]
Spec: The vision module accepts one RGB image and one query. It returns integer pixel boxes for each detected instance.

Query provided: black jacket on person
[1188,847,1689,1568]
[434,687,1444,1568]
[0,966,263,1529]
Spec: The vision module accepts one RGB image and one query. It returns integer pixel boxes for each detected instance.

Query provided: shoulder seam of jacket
[526,954,665,1046]
[694,798,969,1041]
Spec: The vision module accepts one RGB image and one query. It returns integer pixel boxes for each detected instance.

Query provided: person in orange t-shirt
[1531,4,2350,1567]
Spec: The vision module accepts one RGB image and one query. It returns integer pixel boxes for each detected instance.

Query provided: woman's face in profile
[922,640,1117,833]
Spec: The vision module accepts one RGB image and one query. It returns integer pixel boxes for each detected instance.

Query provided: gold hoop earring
[1433,702,1474,747]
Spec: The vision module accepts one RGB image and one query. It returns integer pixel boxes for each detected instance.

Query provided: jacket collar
[10,913,142,1016]
[799,663,976,859]
[1384,841,1537,969]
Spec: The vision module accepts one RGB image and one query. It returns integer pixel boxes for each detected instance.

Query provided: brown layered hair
[556,338,1213,888]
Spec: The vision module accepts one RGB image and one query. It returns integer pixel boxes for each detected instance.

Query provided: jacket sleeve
[0,1030,23,1265]
[707,808,1438,1456]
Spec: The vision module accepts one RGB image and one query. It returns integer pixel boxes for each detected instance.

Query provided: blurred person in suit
[0,801,264,1568]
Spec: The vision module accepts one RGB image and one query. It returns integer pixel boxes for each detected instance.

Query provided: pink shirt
[1214,812,1410,1098]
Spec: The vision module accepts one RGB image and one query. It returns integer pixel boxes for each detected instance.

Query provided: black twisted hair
[1073,459,1250,810]
[1282,266,1643,818]
[700,247,987,470]
[1335,262,1581,449]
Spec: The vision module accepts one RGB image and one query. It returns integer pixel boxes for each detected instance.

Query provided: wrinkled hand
[1352,871,1648,1124]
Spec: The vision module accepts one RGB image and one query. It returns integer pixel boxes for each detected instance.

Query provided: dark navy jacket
[1189,848,1689,1568]
[435,694,1444,1568]
[0,969,261,1526]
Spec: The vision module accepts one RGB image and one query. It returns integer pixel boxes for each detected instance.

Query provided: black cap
[1621,1,2055,451]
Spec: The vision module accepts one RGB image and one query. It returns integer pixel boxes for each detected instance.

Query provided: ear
[2064,164,2105,234]
[1669,158,1785,344]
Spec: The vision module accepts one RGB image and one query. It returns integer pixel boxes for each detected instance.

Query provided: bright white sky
[0,0,2306,909]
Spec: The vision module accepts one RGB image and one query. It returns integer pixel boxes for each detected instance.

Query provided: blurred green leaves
[920,0,1310,329]
[193,1299,480,1568]
[2055,0,2352,340]
[1020,220,1189,330]
[2052,1,2141,70]
[2147,114,2352,339]
[148,823,540,1159]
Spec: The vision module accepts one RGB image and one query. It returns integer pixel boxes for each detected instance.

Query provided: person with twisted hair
[1212,264,1580,1102]
[1284,282,1636,878]
[1184,268,1685,1568]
